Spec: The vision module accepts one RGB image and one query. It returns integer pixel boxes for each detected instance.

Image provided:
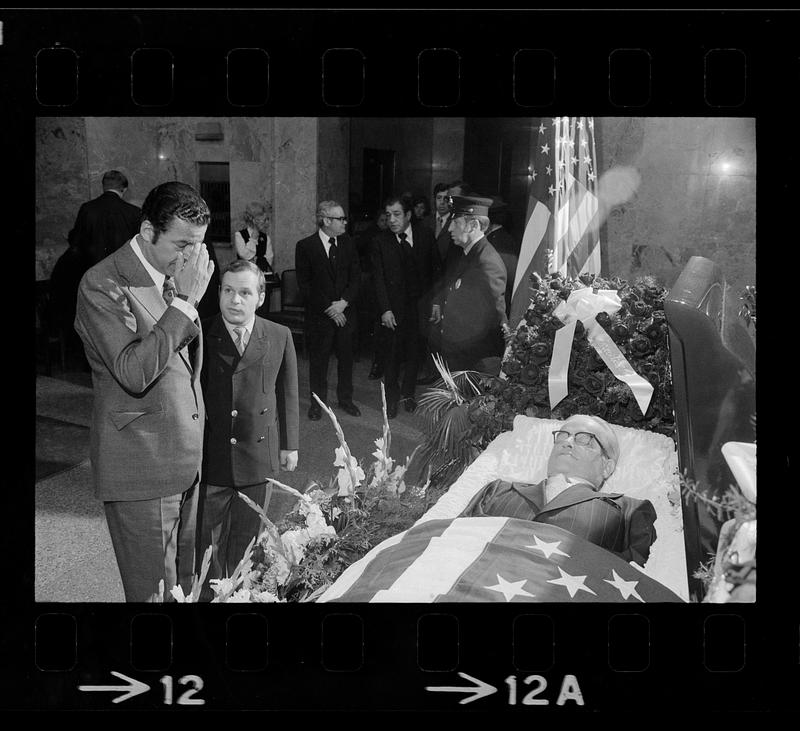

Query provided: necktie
[398,231,411,254]
[233,326,246,355]
[436,216,444,237]
[162,277,176,305]
[328,237,337,269]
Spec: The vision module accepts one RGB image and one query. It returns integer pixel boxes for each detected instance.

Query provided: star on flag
[526,533,571,559]
[541,143,550,155]
[603,570,644,602]
[486,574,536,602]
[547,567,597,598]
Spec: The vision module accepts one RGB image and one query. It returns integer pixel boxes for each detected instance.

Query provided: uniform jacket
[74,239,205,501]
[201,315,299,487]
[69,191,142,265]
[370,222,436,320]
[433,236,509,369]
[295,231,360,320]
[462,478,658,566]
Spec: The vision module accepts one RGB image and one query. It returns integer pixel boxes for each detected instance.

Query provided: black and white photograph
[35,114,756,605]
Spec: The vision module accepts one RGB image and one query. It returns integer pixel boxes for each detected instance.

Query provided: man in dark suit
[431,195,511,372]
[198,260,299,598]
[69,169,142,265]
[295,200,361,420]
[371,194,437,418]
[463,415,658,566]
[74,181,214,602]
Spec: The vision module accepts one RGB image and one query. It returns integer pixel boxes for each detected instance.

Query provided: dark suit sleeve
[341,237,361,306]
[619,498,658,566]
[371,236,391,316]
[276,327,299,451]
[295,238,312,304]
[483,250,509,328]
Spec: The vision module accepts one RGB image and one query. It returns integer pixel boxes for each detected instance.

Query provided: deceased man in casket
[462,414,657,567]
[320,412,684,603]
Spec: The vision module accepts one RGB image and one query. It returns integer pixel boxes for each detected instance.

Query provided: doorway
[198,162,231,244]
[362,148,396,215]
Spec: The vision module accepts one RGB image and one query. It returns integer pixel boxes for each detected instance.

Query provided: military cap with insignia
[449,194,494,217]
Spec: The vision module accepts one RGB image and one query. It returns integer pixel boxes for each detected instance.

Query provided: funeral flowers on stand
[416,272,676,491]
[163,386,429,603]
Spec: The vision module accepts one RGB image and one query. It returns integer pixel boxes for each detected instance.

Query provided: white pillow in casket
[417,414,688,601]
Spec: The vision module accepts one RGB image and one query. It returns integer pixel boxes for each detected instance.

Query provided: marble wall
[600,117,756,299]
[35,116,319,282]
[317,117,350,209]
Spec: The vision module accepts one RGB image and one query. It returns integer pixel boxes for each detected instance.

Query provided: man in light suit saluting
[75,181,215,602]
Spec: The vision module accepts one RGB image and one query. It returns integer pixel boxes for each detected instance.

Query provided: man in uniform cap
[430,194,511,372]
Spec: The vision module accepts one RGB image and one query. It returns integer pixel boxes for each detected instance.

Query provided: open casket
[318,256,755,603]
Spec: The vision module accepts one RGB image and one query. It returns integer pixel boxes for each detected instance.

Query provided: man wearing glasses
[463,414,657,566]
[296,200,361,420]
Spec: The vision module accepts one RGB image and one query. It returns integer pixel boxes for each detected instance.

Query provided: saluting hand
[381,310,397,330]
[174,242,214,306]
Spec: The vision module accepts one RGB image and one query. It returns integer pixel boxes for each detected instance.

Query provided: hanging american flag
[509,117,602,328]
[319,517,684,603]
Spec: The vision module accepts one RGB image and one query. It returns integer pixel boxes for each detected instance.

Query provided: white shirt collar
[544,474,583,503]
[129,235,166,291]
[318,228,337,253]
[397,225,413,247]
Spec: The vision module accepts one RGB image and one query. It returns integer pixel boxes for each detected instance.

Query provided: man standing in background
[296,200,362,420]
[431,195,510,372]
[371,195,436,418]
[69,169,142,265]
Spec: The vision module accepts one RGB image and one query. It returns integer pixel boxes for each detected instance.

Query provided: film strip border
[3,9,792,114]
[23,606,776,710]
[32,45,750,110]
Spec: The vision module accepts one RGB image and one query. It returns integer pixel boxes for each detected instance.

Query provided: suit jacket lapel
[115,241,167,323]
[235,317,269,373]
[207,315,238,370]
[511,480,545,511]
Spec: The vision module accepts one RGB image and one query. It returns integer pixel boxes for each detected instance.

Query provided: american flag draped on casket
[320,516,684,603]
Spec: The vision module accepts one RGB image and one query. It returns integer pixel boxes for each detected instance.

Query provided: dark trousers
[383,299,425,404]
[307,311,355,404]
[196,481,272,601]
[103,478,199,603]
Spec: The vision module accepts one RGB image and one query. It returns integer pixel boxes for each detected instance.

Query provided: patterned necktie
[162,277,176,305]
[435,216,444,237]
[233,326,246,355]
[328,237,337,269]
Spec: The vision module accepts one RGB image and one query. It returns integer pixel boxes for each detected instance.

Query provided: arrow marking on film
[425,672,497,705]
[78,671,150,704]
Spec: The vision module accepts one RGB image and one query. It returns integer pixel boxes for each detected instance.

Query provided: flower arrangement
[163,386,430,603]
[417,272,675,490]
[484,271,675,442]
